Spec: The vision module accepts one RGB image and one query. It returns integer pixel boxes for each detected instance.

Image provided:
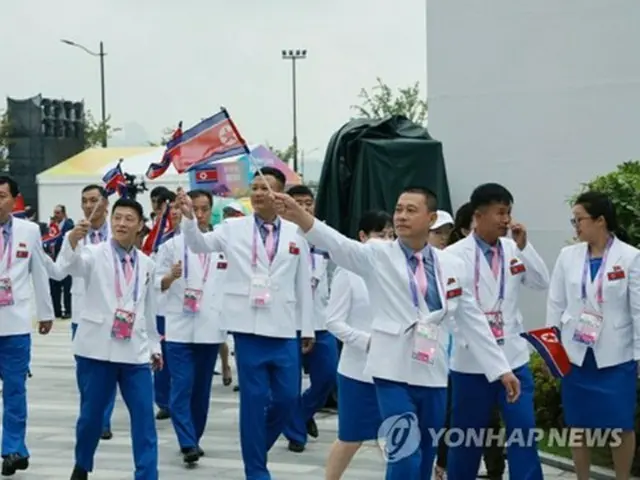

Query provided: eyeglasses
[570,217,590,227]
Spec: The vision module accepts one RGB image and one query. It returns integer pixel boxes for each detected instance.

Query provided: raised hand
[69,219,90,248]
[176,188,194,219]
[170,260,183,279]
[510,221,528,250]
[270,192,315,231]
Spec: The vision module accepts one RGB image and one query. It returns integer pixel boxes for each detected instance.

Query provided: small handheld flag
[520,326,571,378]
[142,203,175,256]
[146,122,183,180]
[42,222,62,251]
[102,160,128,197]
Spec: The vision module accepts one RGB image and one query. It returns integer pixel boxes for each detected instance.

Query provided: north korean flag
[194,168,218,183]
[520,326,571,378]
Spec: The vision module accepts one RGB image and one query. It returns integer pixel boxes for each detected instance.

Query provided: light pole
[61,39,107,147]
[281,49,307,173]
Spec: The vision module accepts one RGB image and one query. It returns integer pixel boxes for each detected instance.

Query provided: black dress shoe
[197,447,204,457]
[233,385,240,392]
[182,447,199,465]
[306,418,319,438]
[155,408,170,420]
[1,453,29,476]
[100,429,113,440]
[70,465,88,479]
[288,441,305,453]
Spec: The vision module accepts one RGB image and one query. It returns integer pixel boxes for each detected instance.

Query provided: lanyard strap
[581,236,614,304]
[112,248,140,303]
[405,247,446,312]
[251,223,278,268]
[473,241,506,309]
[310,251,316,272]
[183,242,211,285]
[0,230,12,274]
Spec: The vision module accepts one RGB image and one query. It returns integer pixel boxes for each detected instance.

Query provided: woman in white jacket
[324,210,394,480]
[547,191,639,479]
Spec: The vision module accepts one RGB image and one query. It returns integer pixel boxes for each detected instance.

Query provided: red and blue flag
[142,204,175,256]
[102,162,128,197]
[145,122,183,180]
[42,222,62,251]
[520,326,571,378]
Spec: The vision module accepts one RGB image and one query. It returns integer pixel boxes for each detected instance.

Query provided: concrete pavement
[3,321,576,479]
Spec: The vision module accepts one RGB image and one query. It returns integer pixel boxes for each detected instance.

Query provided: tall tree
[352,77,428,125]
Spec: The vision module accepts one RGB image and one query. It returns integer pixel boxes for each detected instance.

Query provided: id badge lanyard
[581,236,613,308]
[473,242,506,312]
[111,248,140,307]
[0,229,12,276]
[251,222,279,271]
[405,247,447,319]
[183,243,212,288]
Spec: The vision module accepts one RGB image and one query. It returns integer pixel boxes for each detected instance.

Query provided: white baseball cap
[222,202,244,214]
[431,210,454,230]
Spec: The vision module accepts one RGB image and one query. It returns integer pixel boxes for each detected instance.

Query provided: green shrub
[570,160,640,248]
[530,353,563,429]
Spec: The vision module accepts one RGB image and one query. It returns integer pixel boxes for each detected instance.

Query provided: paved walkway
[4,321,575,479]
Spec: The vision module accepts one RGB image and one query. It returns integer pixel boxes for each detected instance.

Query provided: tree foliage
[570,161,640,248]
[83,110,116,148]
[351,77,428,124]
[266,143,295,163]
[148,126,179,147]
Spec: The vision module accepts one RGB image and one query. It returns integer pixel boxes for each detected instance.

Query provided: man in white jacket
[60,197,163,480]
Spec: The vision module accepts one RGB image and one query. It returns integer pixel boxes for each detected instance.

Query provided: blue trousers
[283,330,338,445]
[72,323,115,431]
[0,334,30,457]
[75,356,158,479]
[447,364,542,480]
[166,342,220,450]
[154,316,170,411]
[234,333,299,480]
[374,378,447,480]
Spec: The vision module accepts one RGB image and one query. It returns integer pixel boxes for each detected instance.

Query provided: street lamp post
[281,49,307,173]
[61,39,108,147]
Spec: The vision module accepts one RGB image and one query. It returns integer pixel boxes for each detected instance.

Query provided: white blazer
[326,267,374,383]
[60,223,112,325]
[154,234,227,344]
[0,218,55,335]
[58,237,161,364]
[310,252,330,330]
[546,237,640,368]
[180,215,315,338]
[304,221,511,387]
[446,235,550,373]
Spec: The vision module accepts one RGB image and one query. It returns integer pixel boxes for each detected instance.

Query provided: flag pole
[221,107,274,195]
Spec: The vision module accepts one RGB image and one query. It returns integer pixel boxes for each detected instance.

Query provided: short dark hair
[470,183,513,211]
[0,176,19,198]
[82,184,108,199]
[399,186,438,212]
[575,190,629,242]
[286,185,314,199]
[154,190,176,205]
[55,205,66,214]
[112,198,144,221]
[150,186,170,201]
[254,167,286,189]
[358,210,393,235]
[188,189,213,207]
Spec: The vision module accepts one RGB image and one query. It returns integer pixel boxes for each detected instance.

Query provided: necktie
[91,231,100,244]
[414,252,428,298]
[264,224,275,262]
[0,226,4,259]
[490,246,500,279]
[123,255,134,284]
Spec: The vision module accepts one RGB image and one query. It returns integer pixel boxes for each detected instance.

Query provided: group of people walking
[0,166,637,480]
